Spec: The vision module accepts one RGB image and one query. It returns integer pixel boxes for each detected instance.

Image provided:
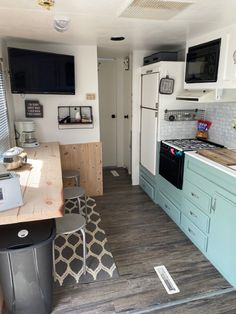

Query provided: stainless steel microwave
[185,38,221,83]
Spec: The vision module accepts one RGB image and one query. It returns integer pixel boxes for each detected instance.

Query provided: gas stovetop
[162,138,224,151]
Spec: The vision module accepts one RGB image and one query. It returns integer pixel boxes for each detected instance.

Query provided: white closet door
[140,108,158,175]
[141,72,159,109]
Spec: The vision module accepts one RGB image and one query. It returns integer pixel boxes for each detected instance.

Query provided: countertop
[185,150,236,178]
[0,142,64,225]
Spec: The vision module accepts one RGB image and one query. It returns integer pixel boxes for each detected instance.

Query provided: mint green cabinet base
[158,191,181,225]
[207,192,236,287]
[140,176,155,200]
[182,197,210,234]
[181,214,208,252]
[139,164,156,201]
[184,154,236,287]
[183,179,212,215]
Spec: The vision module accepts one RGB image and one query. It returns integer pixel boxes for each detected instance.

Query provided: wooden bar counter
[0,142,64,225]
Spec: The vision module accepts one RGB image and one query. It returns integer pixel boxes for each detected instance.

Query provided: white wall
[5,41,100,145]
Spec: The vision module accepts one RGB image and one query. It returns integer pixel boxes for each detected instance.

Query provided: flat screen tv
[8,47,75,95]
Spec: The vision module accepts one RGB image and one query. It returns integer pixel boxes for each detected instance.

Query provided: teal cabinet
[139,175,155,200]
[183,179,212,215]
[182,198,210,234]
[207,191,236,286]
[158,190,181,225]
[183,153,236,287]
[140,145,236,287]
[181,214,208,252]
[139,164,156,201]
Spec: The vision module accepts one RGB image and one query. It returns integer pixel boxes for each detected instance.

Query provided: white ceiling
[0,0,236,57]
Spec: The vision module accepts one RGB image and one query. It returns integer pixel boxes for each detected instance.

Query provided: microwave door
[185,38,221,83]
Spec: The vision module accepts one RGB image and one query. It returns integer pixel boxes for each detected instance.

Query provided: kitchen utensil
[159,75,175,95]
[2,147,27,170]
[0,172,23,211]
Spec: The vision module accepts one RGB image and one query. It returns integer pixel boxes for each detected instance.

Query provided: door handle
[124,115,129,119]
[111,114,116,118]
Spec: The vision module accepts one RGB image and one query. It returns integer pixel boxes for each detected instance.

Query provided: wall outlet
[86,93,96,100]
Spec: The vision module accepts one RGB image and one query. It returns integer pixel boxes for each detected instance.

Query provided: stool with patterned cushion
[64,186,88,221]
[62,170,80,186]
[53,213,87,282]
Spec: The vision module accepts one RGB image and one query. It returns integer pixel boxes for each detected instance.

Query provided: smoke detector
[54,17,70,32]
[119,0,194,20]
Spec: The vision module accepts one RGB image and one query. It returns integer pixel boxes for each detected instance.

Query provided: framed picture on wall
[25,100,43,118]
[81,106,93,123]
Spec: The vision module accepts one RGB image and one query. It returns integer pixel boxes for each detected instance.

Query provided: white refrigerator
[140,71,159,175]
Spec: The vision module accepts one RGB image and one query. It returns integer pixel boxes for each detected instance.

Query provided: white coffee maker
[15,121,39,148]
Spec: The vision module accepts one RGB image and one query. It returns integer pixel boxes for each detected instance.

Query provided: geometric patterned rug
[54,197,119,287]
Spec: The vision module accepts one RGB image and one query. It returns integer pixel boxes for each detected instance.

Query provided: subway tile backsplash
[160,102,236,147]
[205,103,236,148]
[160,120,198,140]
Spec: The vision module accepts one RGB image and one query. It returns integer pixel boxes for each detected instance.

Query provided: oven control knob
[169,115,175,121]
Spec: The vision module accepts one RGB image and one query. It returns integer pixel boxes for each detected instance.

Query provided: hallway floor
[53,168,236,314]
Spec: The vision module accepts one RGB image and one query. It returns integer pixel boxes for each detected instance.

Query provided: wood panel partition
[60,142,103,196]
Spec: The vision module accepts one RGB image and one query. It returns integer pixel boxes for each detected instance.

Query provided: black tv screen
[8,47,75,95]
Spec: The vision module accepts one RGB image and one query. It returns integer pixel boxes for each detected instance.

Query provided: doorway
[98,58,132,172]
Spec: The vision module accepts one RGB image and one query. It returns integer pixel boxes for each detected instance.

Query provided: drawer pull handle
[188,227,195,236]
[212,197,216,212]
[165,204,169,210]
[191,192,199,199]
[190,211,198,218]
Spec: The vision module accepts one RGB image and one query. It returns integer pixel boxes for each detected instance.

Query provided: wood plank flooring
[53,168,236,314]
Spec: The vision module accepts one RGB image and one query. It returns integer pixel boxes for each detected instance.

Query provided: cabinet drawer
[159,176,182,208]
[183,179,212,214]
[181,214,208,252]
[140,176,155,200]
[159,191,181,225]
[183,198,210,234]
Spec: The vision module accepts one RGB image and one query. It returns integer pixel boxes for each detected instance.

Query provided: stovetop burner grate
[162,138,223,151]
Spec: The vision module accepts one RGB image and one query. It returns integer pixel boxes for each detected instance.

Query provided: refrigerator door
[141,72,160,110]
[140,108,158,175]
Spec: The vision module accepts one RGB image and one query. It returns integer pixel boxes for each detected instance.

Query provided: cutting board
[197,148,236,166]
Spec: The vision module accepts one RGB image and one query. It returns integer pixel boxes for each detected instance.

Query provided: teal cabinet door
[208,192,236,287]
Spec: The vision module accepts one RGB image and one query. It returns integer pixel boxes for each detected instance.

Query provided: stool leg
[85,195,88,222]
[80,227,87,275]
[77,197,82,215]
[53,240,56,282]
[75,175,80,186]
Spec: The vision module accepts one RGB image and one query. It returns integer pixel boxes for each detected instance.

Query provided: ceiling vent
[119,0,194,20]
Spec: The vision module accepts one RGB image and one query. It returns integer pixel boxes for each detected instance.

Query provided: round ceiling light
[110,36,125,41]
[54,17,70,32]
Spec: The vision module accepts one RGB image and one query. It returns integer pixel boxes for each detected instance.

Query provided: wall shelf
[58,106,93,129]
[164,109,205,122]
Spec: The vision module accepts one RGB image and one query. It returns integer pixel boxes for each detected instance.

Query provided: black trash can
[0,219,56,314]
